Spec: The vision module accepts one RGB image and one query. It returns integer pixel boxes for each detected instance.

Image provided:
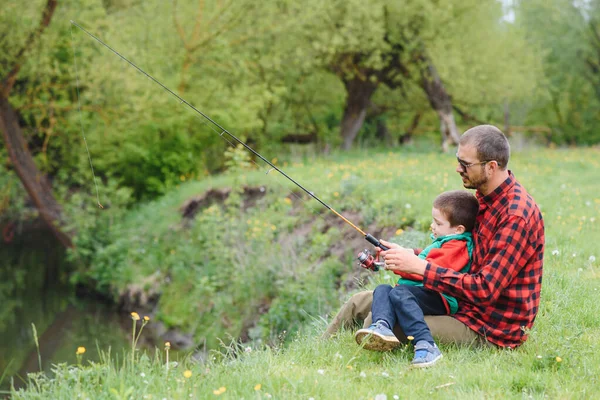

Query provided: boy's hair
[433,190,479,232]
[459,125,510,170]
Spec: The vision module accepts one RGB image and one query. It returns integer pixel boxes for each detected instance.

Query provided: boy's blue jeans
[372,284,447,344]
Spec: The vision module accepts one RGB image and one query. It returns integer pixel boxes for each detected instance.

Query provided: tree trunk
[438,110,459,153]
[339,77,378,150]
[0,0,71,248]
[419,58,461,152]
[399,111,422,145]
[0,96,72,248]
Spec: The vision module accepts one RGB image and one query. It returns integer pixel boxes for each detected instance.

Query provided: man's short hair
[459,125,510,170]
[433,190,479,232]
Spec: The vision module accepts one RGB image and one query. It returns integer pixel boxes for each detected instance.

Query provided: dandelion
[394,396,400,400]
[317,369,325,375]
[395,228,404,235]
[360,371,367,378]
[552,249,560,256]
[573,253,577,257]
[537,355,543,359]
[140,372,146,378]
[346,365,353,370]
[165,342,171,349]
[76,347,86,355]
[244,346,252,353]
[284,198,292,205]
[213,387,226,395]
[184,370,192,379]
[405,204,412,209]
[334,192,339,197]
[254,384,262,391]
[407,336,414,341]
[144,316,150,322]
[382,372,389,377]
[131,312,141,321]
[375,394,388,400]
[556,357,562,363]
[590,256,596,263]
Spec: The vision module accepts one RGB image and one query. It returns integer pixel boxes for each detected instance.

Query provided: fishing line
[70,25,103,209]
[69,20,388,250]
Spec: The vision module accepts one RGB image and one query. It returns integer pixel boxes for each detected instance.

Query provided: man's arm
[422,216,536,306]
[395,241,469,282]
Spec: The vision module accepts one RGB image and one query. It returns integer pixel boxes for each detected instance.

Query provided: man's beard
[461,173,488,190]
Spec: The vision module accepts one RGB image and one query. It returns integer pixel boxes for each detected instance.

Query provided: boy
[355,190,479,367]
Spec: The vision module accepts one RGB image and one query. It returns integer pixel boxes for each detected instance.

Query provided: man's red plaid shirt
[423,172,545,348]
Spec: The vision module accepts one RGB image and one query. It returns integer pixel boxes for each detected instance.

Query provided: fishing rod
[70,20,389,252]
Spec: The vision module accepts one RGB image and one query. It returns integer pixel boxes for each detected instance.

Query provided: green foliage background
[2,1,600,395]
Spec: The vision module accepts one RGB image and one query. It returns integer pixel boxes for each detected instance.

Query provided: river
[0,227,132,392]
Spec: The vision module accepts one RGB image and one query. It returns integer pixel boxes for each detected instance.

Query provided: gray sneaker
[354,321,400,351]
[411,340,443,368]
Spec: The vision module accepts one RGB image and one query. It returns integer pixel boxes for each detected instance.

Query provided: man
[324,125,545,353]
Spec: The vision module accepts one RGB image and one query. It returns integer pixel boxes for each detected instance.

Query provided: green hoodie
[396,232,473,314]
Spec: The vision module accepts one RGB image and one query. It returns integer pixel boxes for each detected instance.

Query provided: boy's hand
[379,239,427,276]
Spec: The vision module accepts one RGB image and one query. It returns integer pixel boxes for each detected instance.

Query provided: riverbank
[5,146,600,397]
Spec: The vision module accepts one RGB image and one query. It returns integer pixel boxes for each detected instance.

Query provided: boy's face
[430,207,460,238]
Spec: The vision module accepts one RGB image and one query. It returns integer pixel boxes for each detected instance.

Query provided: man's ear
[454,225,466,234]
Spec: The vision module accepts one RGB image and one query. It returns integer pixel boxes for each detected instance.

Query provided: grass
[8,145,600,398]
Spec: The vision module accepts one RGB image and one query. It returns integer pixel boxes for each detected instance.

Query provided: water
[0,227,131,391]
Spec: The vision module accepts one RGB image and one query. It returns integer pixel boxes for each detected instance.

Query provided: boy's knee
[389,285,413,305]
[374,284,393,296]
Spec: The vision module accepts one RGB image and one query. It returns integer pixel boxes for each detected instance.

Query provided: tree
[0,0,73,247]
[515,0,600,144]
[281,0,542,150]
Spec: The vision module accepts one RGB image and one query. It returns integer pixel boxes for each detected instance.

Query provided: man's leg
[425,316,492,347]
[322,290,373,338]
[323,289,491,347]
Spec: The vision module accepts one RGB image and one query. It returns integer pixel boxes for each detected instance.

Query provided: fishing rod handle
[365,234,390,251]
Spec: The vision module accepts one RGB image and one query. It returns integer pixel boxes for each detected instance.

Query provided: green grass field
[6,146,600,399]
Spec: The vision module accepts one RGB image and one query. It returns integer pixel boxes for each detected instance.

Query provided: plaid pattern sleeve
[422,173,545,348]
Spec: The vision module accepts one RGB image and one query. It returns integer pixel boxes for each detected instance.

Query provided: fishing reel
[357,249,385,272]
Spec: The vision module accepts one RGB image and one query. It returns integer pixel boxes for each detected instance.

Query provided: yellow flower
[556,356,562,363]
[165,341,171,349]
[334,192,339,197]
[254,384,262,391]
[131,312,140,321]
[143,316,150,321]
[407,336,414,341]
[346,365,353,370]
[283,198,292,205]
[213,387,227,395]
[184,370,192,379]
[395,228,404,235]
[76,346,86,355]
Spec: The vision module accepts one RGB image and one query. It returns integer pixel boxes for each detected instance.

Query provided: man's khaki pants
[323,290,490,346]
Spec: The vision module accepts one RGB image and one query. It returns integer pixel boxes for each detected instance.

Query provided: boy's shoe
[354,321,400,351]
[411,340,443,368]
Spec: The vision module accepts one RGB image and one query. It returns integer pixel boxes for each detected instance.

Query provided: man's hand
[378,239,428,276]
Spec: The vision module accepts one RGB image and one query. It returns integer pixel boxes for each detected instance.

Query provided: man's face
[456,144,489,190]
